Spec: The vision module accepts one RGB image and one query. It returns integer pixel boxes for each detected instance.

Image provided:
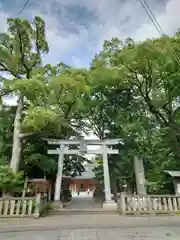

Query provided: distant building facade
[69,163,96,193]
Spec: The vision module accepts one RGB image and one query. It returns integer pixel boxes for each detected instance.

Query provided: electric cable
[17,0,30,16]
[138,0,180,65]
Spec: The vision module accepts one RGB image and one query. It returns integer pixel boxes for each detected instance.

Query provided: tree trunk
[10,95,24,173]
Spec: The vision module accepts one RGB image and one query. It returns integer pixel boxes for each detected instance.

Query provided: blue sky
[0,0,179,68]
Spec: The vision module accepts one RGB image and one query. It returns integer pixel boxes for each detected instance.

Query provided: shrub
[0,165,24,195]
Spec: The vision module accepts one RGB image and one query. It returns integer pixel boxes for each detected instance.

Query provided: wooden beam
[47,148,119,155]
[44,138,120,145]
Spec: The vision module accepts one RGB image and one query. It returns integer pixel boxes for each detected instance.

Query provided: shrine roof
[164,170,180,177]
[73,163,95,179]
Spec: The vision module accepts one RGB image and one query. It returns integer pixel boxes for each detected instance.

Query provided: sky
[0,0,179,69]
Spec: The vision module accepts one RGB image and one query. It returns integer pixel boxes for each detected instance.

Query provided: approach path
[0,215,180,239]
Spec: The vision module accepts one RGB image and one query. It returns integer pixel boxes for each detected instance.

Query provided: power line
[17,0,30,16]
[139,0,164,34]
[139,0,180,65]
[138,0,180,65]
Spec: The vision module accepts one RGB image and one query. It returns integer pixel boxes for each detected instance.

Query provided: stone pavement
[0,214,180,231]
[1,225,180,239]
[0,215,180,239]
[66,196,102,209]
[0,195,180,239]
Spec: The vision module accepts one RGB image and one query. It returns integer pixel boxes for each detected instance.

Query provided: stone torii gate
[46,138,120,209]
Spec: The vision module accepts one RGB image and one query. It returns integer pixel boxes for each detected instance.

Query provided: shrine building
[69,163,96,193]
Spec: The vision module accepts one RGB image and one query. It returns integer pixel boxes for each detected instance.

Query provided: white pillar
[134,156,147,195]
[102,144,111,202]
[54,144,65,201]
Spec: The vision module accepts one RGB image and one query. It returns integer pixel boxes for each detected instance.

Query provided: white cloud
[3,96,17,106]
[134,0,180,41]
[0,10,8,32]
[41,0,179,63]
[83,0,180,49]
[71,56,85,68]
[0,0,179,67]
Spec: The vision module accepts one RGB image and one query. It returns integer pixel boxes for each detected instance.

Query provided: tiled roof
[74,164,95,179]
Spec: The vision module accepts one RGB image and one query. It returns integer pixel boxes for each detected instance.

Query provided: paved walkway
[1,226,180,240]
[1,216,180,240]
[66,196,102,209]
[1,194,180,238]
[0,215,180,239]
[0,215,179,232]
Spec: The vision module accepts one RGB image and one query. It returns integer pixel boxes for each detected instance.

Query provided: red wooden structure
[69,178,96,192]
[27,179,52,200]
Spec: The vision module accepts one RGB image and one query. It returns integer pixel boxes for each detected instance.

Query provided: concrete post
[54,144,65,201]
[102,144,112,202]
[134,156,147,195]
[120,192,126,215]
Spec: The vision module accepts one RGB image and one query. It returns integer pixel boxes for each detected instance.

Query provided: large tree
[100,36,180,159]
[90,35,180,194]
[0,17,48,172]
[0,17,90,173]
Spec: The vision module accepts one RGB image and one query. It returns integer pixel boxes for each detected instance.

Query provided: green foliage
[12,77,47,101]
[0,165,24,194]
[0,17,48,76]
[20,67,91,133]
[22,106,58,132]
[0,106,14,164]
[91,33,180,194]
[21,135,57,178]
[0,105,86,179]
[93,159,104,184]
[1,15,180,195]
